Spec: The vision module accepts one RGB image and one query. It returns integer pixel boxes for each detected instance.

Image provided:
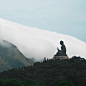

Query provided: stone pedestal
[53,56,69,60]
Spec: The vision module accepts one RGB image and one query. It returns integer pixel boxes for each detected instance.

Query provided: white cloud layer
[0,18,86,61]
[0,0,86,42]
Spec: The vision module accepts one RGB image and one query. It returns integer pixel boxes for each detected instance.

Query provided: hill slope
[0,40,34,72]
[0,57,85,86]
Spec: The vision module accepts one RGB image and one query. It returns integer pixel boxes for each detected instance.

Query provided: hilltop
[0,56,86,86]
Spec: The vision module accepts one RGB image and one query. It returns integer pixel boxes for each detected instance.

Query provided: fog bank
[0,18,86,61]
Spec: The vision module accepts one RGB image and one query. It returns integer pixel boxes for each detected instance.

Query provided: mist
[0,18,86,61]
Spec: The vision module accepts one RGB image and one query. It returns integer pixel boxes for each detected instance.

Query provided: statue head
[60,40,64,45]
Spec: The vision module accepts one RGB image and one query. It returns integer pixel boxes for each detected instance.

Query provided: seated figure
[54,40,67,56]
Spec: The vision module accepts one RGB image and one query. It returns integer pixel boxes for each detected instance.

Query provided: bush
[5,78,23,86]
[58,81,75,86]
[23,79,37,86]
[0,79,5,86]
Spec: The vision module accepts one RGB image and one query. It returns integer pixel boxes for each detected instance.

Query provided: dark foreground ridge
[0,56,86,86]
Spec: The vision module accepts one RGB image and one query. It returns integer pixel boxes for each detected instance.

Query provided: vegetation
[0,78,76,86]
[58,81,75,86]
[0,56,86,86]
[0,78,43,86]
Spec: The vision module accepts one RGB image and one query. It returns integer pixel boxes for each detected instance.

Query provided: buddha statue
[54,40,67,56]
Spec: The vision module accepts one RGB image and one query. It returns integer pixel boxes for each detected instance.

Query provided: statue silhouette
[54,40,67,56]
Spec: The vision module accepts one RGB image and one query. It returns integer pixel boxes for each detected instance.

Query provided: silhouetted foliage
[0,56,85,86]
[0,78,43,86]
[58,81,75,86]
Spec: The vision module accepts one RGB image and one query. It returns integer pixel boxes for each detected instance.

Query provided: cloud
[0,18,86,61]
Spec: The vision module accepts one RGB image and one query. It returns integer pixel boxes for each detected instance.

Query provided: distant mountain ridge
[0,40,34,72]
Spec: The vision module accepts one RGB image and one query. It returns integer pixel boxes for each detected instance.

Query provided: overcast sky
[0,0,86,42]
